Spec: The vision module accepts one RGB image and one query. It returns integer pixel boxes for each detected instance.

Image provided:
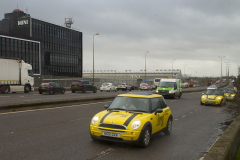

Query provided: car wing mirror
[155,109,163,115]
[104,104,109,109]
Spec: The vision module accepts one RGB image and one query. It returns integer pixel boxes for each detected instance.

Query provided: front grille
[99,123,126,130]
[160,91,168,93]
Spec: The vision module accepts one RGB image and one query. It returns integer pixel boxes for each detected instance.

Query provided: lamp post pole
[172,59,176,78]
[218,56,225,87]
[145,51,149,83]
[93,33,99,85]
[184,65,187,75]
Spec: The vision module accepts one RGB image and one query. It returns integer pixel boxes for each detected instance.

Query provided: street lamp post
[93,33,99,85]
[145,51,149,83]
[218,56,225,87]
[184,65,187,75]
[172,59,176,78]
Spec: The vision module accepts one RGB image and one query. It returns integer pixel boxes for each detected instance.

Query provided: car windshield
[141,84,148,86]
[159,82,174,88]
[119,83,126,85]
[224,90,235,93]
[102,83,110,86]
[205,89,223,95]
[108,96,149,112]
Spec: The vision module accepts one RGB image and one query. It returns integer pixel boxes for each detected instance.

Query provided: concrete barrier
[203,114,240,160]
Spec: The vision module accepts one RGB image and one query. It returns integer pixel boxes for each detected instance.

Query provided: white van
[156,79,182,99]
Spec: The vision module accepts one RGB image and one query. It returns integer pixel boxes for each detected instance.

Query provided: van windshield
[159,82,174,88]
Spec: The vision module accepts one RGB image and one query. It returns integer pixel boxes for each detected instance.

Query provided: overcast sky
[1,0,240,77]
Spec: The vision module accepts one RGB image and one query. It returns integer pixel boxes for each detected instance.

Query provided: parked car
[38,82,65,95]
[90,92,173,148]
[150,85,157,90]
[70,80,97,93]
[140,83,151,91]
[117,83,131,91]
[100,83,117,92]
[130,84,138,90]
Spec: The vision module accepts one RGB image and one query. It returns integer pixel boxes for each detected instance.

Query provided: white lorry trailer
[0,58,34,94]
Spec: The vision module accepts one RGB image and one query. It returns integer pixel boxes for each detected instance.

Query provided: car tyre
[61,89,65,94]
[172,94,175,99]
[125,88,127,91]
[178,92,182,98]
[24,85,30,93]
[83,88,87,93]
[115,89,117,92]
[72,90,75,93]
[39,91,42,94]
[219,100,223,107]
[164,118,172,135]
[93,88,97,93]
[2,86,9,94]
[200,101,203,105]
[139,127,151,148]
[100,90,102,92]
[91,134,98,141]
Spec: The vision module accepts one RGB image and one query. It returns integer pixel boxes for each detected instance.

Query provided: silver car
[117,83,131,91]
[140,83,151,91]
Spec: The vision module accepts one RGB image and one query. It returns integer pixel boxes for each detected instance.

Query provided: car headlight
[131,119,141,130]
[231,95,235,97]
[169,90,173,93]
[92,115,99,125]
[202,95,206,99]
[217,97,221,100]
[156,89,158,93]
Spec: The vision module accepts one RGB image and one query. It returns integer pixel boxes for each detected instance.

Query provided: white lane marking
[189,112,193,114]
[171,100,176,102]
[19,96,24,97]
[174,119,178,121]
[0,101,112,115]
[0,96,10,98]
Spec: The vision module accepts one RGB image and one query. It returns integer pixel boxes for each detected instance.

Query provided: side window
[159,98,167,109]
[151,98,161,113]
[55,83,60,87]
[174,82,177,89]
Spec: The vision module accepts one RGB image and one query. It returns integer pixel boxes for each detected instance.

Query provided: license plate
[103,88,106,90]
[120,85,122,87]
[42,87,45,89]
[206,101,214,103]
[74,85,77,87]
[102,132,120,138]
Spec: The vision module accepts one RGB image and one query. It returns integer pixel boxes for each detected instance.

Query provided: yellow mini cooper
[90,92,173,148]
[223,89,236,101]
[200,89,226,106]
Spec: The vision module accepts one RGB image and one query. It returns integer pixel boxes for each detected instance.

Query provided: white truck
[0,58,34,94]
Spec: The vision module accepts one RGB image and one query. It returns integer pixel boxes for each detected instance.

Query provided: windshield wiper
[128,110,147,113]
[109,108,126,111]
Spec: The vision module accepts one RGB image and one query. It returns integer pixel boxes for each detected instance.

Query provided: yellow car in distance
[90,92,173,148]
[223,89,236,101]
[200,89,226,106]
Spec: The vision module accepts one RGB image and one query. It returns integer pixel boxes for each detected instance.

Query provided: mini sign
[18,20,28,25]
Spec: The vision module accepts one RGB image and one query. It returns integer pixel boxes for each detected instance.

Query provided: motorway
[0,84,234,160]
